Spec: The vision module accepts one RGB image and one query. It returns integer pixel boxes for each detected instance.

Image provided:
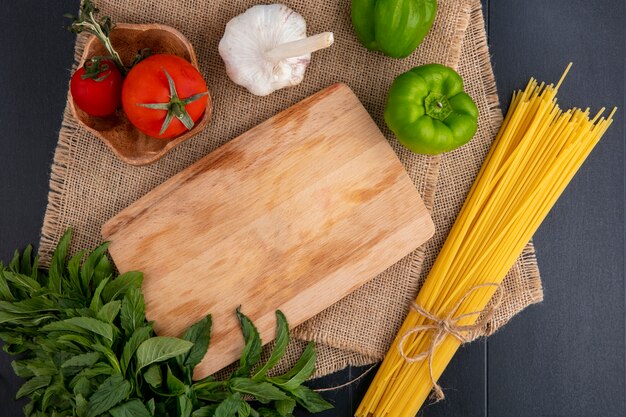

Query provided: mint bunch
[0,229,332,417]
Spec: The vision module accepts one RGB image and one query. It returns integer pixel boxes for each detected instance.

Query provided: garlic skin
[219,4,334,96]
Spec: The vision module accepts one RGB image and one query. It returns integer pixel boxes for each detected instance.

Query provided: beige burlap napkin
[39,0,542,377]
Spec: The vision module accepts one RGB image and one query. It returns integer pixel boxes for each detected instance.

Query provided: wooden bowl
[69,23,213,166]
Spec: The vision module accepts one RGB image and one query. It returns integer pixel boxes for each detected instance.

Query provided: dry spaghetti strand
[356,64,616,417]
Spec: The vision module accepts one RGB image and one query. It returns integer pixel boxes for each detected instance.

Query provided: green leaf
[44,317,114,343]
[0,296,58,314]
[73,376,92,398]
[268,342,316,391]
[92,344,121,373]
[0,270,15,301]
[102,271,143,303]
[81,242,110,291]
[3,271,41,294]
[166,365,186,395]
[42,380,68,412]
[76,393,89,417]
[238,400,252,417]
[86,374,131,417]
[143,364,162,388]
[61,352,101,368]
[94,254,114,289]
[0,310,22,324]
[136,337,193,371]
[257,408,281,417]
[19,245,34,276]
[12,360,35,378]
[236,308,262,375]
[121,326,152,375]
[253,311,289,380]
[109,400,151,417]
[23,400,34,417]
[67,250,87,295]
[215,392,242,417]
[9,249,20,272]
[275,398,296,417]
[97,300,121,323]
[70,363,114,386]
[177,395,193,417]
[229,378,289,403]
[178,315,211,370]
[90,277,109,312]
[49,229,72,293]
[57,333,93,348]
[41,319,89,335]
[289,385,333,413]
[16,375,52,399]
[120,287,145,335]
[146,398,156,416]
[192,405,218,417]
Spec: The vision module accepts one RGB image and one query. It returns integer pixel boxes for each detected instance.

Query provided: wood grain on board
[102,83,435,379]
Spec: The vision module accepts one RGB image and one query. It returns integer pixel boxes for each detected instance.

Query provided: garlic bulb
[218,4,334,96]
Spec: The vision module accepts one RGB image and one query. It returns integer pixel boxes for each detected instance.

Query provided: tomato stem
[65,0,126,74]
[136,68,207,136]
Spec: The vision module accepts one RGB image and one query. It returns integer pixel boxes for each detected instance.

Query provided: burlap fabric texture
[39,0,543,378]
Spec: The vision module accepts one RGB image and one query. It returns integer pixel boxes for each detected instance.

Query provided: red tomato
[122,54,208,140]
[70,58,123,117]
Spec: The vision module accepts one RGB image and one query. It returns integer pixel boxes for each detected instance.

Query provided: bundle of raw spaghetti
[356,64,615,417]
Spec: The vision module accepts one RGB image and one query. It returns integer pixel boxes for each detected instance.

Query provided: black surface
[0,1,624,416]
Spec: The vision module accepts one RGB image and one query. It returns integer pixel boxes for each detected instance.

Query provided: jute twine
[398,283,504,401]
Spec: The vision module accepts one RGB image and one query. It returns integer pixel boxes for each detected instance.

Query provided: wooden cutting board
[102,83,435,379]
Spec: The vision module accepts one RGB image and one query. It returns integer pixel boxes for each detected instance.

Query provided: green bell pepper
[351,0,437,59]
[384,64,478,155]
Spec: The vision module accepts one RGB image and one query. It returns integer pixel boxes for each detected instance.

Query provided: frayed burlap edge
[39,33,90,266]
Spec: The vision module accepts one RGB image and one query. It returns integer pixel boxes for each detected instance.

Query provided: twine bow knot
[398,283,504,402]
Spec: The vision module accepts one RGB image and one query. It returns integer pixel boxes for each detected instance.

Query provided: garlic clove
[218,4,334,96]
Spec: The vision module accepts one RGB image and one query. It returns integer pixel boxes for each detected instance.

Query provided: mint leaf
[89,277,110,312]
[76,393,89,417]
[120,287,145,335]
[86,374,131,417]
[289,385,333,413]
[0,270,15,301]
[109,399,151,417]
[121,326,152,375]
[67,249,87,295]
[97,300,121,323]
[47,317,114,343]
[80,242,110,288]
[49,229,72,294]
[253,310,289,380]
[143,365,162,388]
[179,315,211,370]
[177,394,193,417]
[192,405,218,417]
[72,376,91,398]
[136,337,193,371]
[229,378,289,403]
[236,308,262,376]
[215,392,242,417]
[3,271,41,294]
[102,272,143,303]
[268,342,316,391]
[94,254,114,289]
[16,375,52,399]
[275,398,296,416]
[167,365,186,395]
[61,352,101,368]
[238,400,253,417]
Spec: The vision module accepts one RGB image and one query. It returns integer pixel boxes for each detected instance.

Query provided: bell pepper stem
[265,32,334,62]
